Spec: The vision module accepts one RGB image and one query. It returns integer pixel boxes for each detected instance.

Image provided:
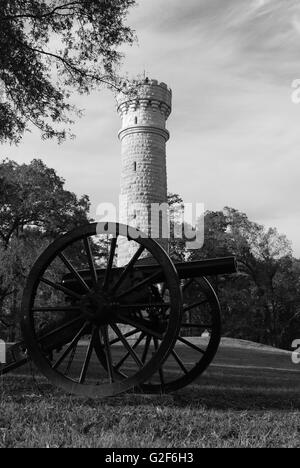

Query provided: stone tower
[116,78,172,266]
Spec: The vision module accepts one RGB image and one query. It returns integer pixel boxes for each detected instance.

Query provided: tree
[0,158,91,248]
[201,207,299,348]
[222,207,294,346]
[271,257,300,348]
[0,0,136,143]
[0,231,51,340]
[172,198,300,348]
[0,158,92,339]
[167,193,187,262]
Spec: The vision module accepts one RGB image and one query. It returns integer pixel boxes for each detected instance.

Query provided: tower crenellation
[117,79,172,120]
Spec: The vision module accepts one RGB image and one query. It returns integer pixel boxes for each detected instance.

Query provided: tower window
[134,116,138,124]
[133,162,137,171]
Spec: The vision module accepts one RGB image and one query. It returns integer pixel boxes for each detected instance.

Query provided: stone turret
[117,78,172,266]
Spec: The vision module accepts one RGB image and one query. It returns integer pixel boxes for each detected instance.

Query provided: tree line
[1,160,299,350]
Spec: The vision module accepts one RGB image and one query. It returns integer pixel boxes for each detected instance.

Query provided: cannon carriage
[0,222,236,398]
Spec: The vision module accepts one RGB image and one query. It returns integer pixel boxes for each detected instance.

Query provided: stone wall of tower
[117,79,172,266]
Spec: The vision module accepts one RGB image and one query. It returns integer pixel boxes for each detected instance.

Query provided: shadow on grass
[1,369,299,412]
[1,343,300,412]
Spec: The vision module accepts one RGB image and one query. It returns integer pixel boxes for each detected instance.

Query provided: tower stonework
[116,78,172,266]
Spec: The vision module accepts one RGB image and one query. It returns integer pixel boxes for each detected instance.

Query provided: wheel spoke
[52,321,88,370]
[32,306,81,313]
[183,299,208,313]
[171,350,189,374]
[141,335,151,364]
[59,252,91,293]
[109,328,140,345]
[116,270,162,300]
[65,345,77,376]
[101,326,115,383]
[115,332,145,370]
[118,302,171,310]
[110,245,145,294]
[177,336,205,354]
[153,337,165,387]
[37,315,85,342]
[117,313,163,340]
[103,237,117,291]
[110,323,143,369]
[83,237,98,287]
[180,323,212,328]
[40,277,82,300]
[79,327,96,383]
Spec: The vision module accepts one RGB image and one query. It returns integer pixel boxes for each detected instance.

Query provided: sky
[2,0,300,256]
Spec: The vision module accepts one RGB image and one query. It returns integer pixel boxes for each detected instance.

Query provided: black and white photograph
[0,0,299,451]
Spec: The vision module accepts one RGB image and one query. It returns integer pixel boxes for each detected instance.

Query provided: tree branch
[0,2,82,21]
[16,40,123,92]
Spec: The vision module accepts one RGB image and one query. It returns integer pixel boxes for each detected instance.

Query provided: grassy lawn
[0,340,299,448]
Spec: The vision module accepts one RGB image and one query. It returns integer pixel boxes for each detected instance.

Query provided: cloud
[292,15,300,34]
[1,0,300,256]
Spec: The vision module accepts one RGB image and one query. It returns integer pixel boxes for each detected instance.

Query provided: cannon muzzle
[174,256,237,279]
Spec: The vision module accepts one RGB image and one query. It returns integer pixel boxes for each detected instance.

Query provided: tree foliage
[0,158,91,247]
[0,158,92,339]
[170,194,300,349]
[0,0,136,143]
[168,192,187,262]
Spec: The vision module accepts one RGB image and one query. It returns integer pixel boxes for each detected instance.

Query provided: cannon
[0,222,237,398]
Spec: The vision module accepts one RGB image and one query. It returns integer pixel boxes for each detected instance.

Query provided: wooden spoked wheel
[21,223,182,398]
[137,276,221,393]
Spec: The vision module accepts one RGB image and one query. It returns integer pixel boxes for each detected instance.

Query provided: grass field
[0,339,299,448]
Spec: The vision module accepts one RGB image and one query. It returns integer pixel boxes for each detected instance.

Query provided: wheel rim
[21,222,182,398]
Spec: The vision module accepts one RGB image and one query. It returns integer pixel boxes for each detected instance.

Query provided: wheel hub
[80,290,116,325]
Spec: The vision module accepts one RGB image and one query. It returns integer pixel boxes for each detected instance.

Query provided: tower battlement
[116,78,172,120]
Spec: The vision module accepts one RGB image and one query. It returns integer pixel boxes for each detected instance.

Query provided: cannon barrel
[133,256,237,280]
[62,256,237,293]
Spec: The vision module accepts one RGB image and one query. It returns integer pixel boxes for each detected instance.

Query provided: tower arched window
[134,116,138,124]
[133,161,137,171]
